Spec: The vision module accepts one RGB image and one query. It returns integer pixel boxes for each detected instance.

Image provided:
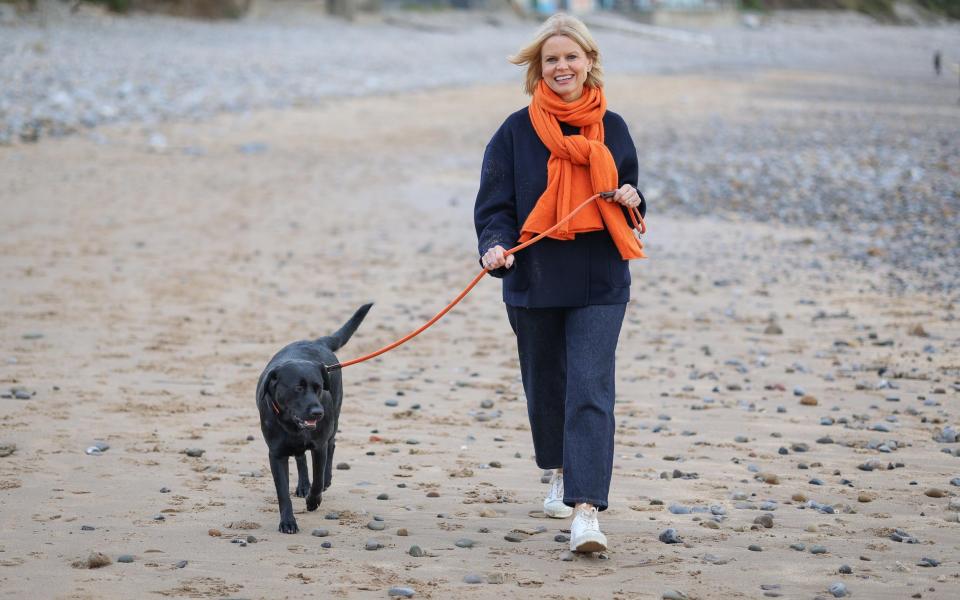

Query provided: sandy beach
[2,8,960,600]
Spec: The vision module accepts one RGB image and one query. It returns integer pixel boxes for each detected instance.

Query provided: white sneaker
[569,505,607,553]
[543,472,573,518]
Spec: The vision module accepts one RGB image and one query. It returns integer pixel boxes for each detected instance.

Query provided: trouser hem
[563,497,609,512]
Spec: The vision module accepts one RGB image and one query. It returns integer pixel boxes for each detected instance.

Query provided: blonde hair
[509,13,604,96]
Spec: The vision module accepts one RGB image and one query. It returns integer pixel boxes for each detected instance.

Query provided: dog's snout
[309,405,324,419]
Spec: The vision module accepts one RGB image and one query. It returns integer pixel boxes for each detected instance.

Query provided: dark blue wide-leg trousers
[506,303,626,511]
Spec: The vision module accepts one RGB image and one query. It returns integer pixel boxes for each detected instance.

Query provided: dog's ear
[318,363,331,390]
[259,369,280,411]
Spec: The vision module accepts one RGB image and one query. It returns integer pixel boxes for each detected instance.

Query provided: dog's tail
[317,303,373,352]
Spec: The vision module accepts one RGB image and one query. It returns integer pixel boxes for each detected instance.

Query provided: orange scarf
[519,80,645,260]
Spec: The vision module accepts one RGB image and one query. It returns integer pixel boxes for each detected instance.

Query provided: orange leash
[328,191,645,371]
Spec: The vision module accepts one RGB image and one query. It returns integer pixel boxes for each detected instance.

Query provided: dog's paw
[305,494,321,511]
[278,518,299,534]
[295,481,310,498]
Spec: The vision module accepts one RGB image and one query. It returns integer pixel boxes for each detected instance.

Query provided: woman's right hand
[482,245,515,270]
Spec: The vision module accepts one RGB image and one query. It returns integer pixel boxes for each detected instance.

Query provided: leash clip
[599,190,616,199]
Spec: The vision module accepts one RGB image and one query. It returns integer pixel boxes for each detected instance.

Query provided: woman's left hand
[605,184,641,208]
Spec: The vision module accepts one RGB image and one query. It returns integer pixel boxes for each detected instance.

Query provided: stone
[454,538,475,548]
[748,544,763,552]
[336,462,350,470]
[377,493,389,500]
[463,574,484,584]
[74,552,111,569]
[397,528,409,536]
[858,491,877,503]
[367,520,385,531]
[810,545,828,555]
[764,323,783,335]
[800,395,818,406]
[487,572,506,584]
[554,533,570,542]
[924,488,946,498]
[839,565,852,574]
[183,448,205,458]
[753,514,774,528]
[388,587,415,598]
[364,540,382,551]
[829,582,848,597]
[408,545,425,557]
[311,528,329,537]
[662,592,689,600]
[659,528,682,544]
[117,554,134,563]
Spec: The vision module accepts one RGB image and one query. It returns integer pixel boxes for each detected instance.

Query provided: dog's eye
[294,385,304,393]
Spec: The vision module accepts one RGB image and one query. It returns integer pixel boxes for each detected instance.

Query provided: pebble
[790,543,806,551]
[388,586,415,598]
[857,491,877,502]
[917,557,940,567]
[753,514,774,528]
[829,582,848,597]
[384,399,398,407]
[321,541,332,548]
[454,538,475,548]
[810,545,828,555]
[924,488,945,498]
[397,528,409,536]
[800,395,819,406]
[463,574,484,584]
[311,529,329,537]
[659,528,682,544]
[336,462,350,470]
[324,512,339,520]
[364,540,382,551]
[408,545,424,557]
[503,533,525,543]
[175,560,188,568]
[839,564,852,574]
[183,448,205,457]
[81,525,95,531]
[117,554,134,563]
[748,544,763,552]
[377,493,389,500]
[662,592,689,600]
[367,521,385,531]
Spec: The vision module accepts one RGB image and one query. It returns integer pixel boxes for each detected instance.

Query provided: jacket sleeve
[474,120,519,279]
[615,117,647,223]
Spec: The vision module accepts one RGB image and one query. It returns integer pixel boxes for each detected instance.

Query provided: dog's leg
[294,453,310,498]
[323,438,336,491]
[305,445,327,512]
[269,453,298,534]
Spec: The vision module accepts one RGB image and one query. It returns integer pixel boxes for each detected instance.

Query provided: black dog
[256,303,372,533]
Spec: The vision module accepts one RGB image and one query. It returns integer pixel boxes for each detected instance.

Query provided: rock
[791,493,808,502]
[790,543,806,551]
[554,534,570,542]
[377,493,389,500]
[487,572,506,584]
[480,399,495,409]
[839,564,852,574]
[81,525,95,531]
[907,324,928,337]
[800,395,818,406]
[73,552,111,569]
[454,538,475,548]
[917,557,940,567]
[858,491,877,503]
[324,512,339,520]
[503,533,525,543]
[397,528,409,536]
[426,491,440,498]
[321,541,332,548]
[175,560,188,568]
[336,462,350,470]
[753,514,774,528]
[478,508,497,518]
[408,545,425,557]
[810,545,828,555]
[117,554,134,563]
[311,529,329,537]
[764,323,783,335]
[463,574,483,584]
[829,582,848,597]
[367,520,385,531]
[659,528,682,544]
[748,544,763,552]
[183,448,205,458]
[758,473,780,485]
[0,443,16,457]
[364,540,382,551]
[384,399,398,407]
[388,586,415,598]
[924,488,946,498]
[662,592,689,600]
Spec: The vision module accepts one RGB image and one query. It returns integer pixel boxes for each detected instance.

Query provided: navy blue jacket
[474,106,645,308]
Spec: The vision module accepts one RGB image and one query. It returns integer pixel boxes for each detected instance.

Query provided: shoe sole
[571,532,607,553]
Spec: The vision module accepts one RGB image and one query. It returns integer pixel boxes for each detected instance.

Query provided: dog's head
[260,360,332,431]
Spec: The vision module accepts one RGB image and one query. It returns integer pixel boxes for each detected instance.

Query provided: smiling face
[540,34,593,102]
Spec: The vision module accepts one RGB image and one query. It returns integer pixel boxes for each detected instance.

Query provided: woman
[473,13,646,554]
